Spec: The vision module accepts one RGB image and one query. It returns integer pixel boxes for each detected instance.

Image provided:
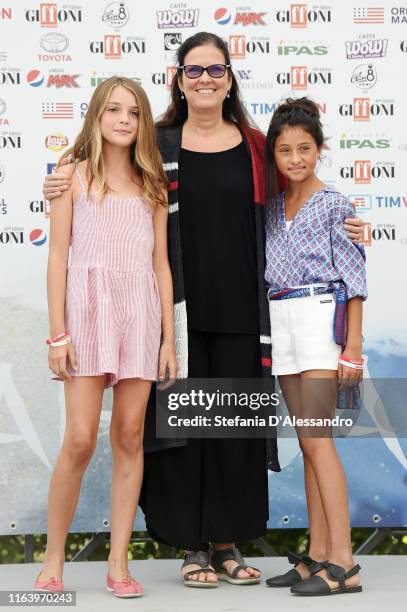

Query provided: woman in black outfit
[42,32,364,588]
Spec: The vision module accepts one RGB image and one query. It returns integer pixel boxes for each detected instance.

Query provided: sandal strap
[326,562,361,588]
[184,568,215,579]
[211,546,245,570]
[310,560,329,575]
[182,550,210,570]
[287,551,316,568]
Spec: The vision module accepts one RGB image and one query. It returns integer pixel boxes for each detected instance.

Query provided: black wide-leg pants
[141,331,269,551]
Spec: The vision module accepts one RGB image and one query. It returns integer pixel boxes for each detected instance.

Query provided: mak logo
[214,8,267,26]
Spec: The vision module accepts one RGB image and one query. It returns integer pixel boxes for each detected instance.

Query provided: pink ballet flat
[34,574,64,592]
[106,575,144,598]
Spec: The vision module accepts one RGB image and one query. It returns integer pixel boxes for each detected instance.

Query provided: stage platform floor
[0,555,405,611]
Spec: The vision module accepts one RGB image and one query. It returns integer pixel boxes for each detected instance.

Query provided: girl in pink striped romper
[35,77,177,598]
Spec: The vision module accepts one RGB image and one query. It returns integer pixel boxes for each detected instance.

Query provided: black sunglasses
[177,64,231,79]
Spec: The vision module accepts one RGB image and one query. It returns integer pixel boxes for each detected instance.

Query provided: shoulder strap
[75,165,86,194]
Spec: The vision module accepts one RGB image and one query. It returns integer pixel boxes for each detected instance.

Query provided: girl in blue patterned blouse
[264,98,366,597]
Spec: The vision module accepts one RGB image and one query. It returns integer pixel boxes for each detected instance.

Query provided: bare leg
[108,378,151,581]
[39,376,106,581]
[279,374,330,579]
[299,370,360,588]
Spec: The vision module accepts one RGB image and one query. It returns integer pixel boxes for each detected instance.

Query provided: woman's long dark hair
[156,32,253,130]
[265,97,324,230]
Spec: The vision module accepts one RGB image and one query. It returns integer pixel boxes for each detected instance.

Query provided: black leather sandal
[266,551,321,587]
[182,551,218,588]
[290,561,362,596]
[211,547,261,585]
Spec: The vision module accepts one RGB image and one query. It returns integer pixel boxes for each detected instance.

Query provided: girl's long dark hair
[265,97,324,230]
[156,32,253,130]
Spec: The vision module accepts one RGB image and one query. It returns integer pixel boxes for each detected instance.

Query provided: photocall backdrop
[1,1,406,536]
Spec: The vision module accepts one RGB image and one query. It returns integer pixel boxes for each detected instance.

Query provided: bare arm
[152,193,178,380]
[338,297,363,386]
[47,163,77,379]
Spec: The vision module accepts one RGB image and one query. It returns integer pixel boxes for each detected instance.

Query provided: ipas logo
[345,37,387,59]
[275,4,332,27]
[90,35,146,58]
[228,35,271,59]
[102,2,129,28]
[30,228,47,246]
[338,98,394,121]
[25,3,83,27]
[0,132,22,149]
[164,33,182,51]
[339,160,395,184]
[214,8,267,26]
[0,68,21,86]
[152,66,177,89]
[276,66,332,89]
[340,134,390,149]
[156,8,199,29]
[350,64,377,89]
[277,41,328,55]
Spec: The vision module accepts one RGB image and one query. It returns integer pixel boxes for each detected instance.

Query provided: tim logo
[229,35,246,59]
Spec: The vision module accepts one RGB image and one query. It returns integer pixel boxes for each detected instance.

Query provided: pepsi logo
[30,228,47,246]
[214,7,232,25]
[27,70,44,87]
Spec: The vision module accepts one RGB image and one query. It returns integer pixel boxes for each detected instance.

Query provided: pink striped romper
[64,166,161,387]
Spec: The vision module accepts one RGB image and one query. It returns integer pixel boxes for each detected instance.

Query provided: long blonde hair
[60,76,168,207]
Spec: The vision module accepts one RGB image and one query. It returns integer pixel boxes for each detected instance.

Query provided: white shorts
[269,288,342,375]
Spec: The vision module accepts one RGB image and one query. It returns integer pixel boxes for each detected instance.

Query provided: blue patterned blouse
[264,187,367,300]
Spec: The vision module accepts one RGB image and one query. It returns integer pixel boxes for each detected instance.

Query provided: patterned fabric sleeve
[330,192,368,300]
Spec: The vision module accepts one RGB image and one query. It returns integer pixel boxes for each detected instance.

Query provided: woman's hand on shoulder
[344,216,365,243]
[43,157,74,201]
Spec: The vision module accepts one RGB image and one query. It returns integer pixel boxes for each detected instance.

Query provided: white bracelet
[338,359,363,370]
[50,335,71,347]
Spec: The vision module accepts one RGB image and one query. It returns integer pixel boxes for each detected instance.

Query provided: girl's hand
[43,158,72,200]
[48,343,77,381]
[157,341,178,390]
[344,216,364,243]
[338,346,363,390]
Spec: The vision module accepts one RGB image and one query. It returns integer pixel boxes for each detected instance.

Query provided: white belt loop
[310,286,315,297]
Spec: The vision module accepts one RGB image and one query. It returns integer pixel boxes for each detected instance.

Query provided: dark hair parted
[156,32,253,130]
[265,97,324,230]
